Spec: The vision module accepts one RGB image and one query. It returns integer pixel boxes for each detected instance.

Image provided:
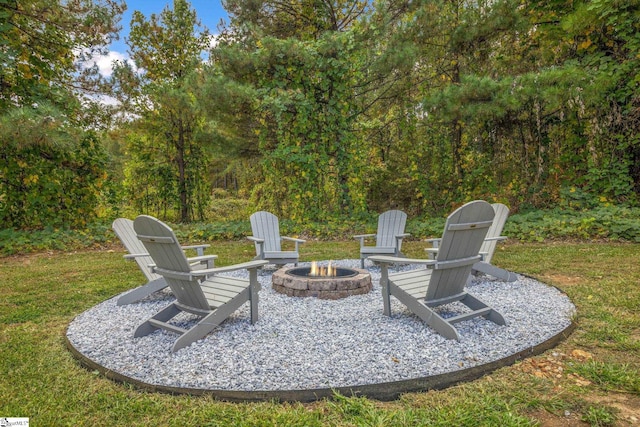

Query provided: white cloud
[75,47,131,78]
[209,33,220,49]
[93,50,129,78]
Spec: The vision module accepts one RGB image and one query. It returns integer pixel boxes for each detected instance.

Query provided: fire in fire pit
[310,260,335,277]
[272,262,372,300]
[291,261,358,279]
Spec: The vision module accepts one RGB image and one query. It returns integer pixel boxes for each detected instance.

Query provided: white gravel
[66,259,575,392]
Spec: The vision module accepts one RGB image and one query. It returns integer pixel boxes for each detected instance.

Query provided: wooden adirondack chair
[354,210,410,268]
[426,203,517,282]
[370,201,507,340]
[248,211,305,266]
[133,215,268,353]
[112,218,216,306]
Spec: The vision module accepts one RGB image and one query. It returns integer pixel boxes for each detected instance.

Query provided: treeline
[2,0,639,229]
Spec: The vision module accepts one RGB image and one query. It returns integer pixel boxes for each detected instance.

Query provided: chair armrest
[154,260,269,280]
[484,236,508,242]
[282,236,305,251]
[282,236,305,243]
[425,248,439,253]
[395,233,410,245]
[424,247,438,260]
[424,237,442,248]
[353,234,376,239]
[123,252,149,260]
[370,255,479,270]
[186,255,217,263]
[353,234,375,248]
[144,255,218,273]
[369,255,437,266]
[181,244,210,256]
[125,244,211,260]
[247,236,265,257]
[187,254,217,269]
[187,260,270,278]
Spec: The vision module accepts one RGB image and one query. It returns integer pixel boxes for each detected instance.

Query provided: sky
[95,0,228,77]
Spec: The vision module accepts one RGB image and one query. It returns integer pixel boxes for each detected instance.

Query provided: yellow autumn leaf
[578,39,592,50]
[23,174,39,184]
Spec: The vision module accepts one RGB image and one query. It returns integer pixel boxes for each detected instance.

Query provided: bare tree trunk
[450,61,463,182]
[176,119,190,223]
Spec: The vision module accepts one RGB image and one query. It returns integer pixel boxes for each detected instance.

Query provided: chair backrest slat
[250,211,282,252]
[480,203,510,264]
[112,218,160,282]
[134,215,210,311]
[376,210,407,249]
[427,201,495,301]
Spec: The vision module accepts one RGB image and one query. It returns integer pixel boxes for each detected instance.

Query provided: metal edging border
[64,320,576,403]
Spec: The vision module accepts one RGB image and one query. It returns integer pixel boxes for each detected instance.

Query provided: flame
[310,260,335,277]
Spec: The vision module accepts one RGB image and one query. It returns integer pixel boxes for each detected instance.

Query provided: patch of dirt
[538,274,583,287]
[518,349,640,426]
[516,349,594,385]
[584,394,640,426]
[527,409,587,426]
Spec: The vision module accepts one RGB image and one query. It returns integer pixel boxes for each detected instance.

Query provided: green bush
[0,108,109,229]
[0,223,114,255]
[504,206,640,242]
[3,205,640,256]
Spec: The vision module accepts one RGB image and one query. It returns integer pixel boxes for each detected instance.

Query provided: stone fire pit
[272,264,372,300]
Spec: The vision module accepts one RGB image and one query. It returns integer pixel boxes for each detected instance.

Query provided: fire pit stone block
[272,266,372,300]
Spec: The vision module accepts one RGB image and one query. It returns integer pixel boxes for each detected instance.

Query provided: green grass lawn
[1,240,639,426]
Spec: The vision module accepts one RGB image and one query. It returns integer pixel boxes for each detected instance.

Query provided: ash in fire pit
[272,261,372,300]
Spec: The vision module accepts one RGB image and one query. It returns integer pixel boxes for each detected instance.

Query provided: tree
[209,0,640,219]
[210,0,403,220]
[0,106,108,228]
[0,0,124,112]
[0,0,124,229]
[111,0,211,222]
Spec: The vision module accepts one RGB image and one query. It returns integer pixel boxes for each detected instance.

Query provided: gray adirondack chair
[370,201,507,340]
[133,215,268,352]
[112,218,216,306]
[248,211,305,266]
[426,203,516,282]
[354,210,410,268]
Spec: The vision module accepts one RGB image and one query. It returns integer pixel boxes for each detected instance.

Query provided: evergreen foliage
[110,0,212,222]
[0,0,123,229]
[2,0,640,229]
[0,106,109,228]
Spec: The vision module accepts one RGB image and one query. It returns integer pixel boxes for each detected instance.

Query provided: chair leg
[249,269,259,324]
[117,277,167,306]
[380,264,392,316]
[472,261,517,282]
[134,303,181,337]
[172,311,223,352]
[171,292,248,352]
[388,282,461,340]
[462,293,507,326]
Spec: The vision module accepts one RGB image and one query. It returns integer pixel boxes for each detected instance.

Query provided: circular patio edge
[64,321,575,403]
